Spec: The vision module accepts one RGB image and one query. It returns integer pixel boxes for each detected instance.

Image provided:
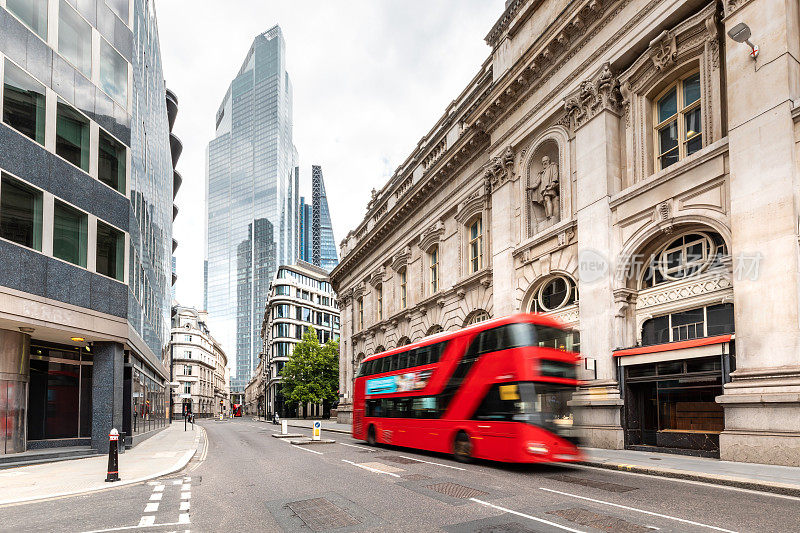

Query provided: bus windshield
[473,382,575,440]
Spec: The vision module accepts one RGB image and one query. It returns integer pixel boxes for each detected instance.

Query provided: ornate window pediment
[419,220,445,251]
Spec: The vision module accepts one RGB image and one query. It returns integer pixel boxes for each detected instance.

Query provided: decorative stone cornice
[368,267,386,287]
[390,246,412,272]
[485,0,527,47]
[564,62,623,132]
[650,30,677,71]
[636,273,733,312]
[723,0,753,17]
[483,145,515,192]
[455,186,488,224]
[419,220,446,252]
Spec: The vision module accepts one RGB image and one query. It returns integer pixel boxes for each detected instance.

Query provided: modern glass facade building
[205,26,299,393]
[0,0,175,455]
[311,165,338,272]
[298,196,311,263]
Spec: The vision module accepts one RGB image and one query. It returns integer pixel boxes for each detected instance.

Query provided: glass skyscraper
[206,26,299,392]
[311,165,338,272]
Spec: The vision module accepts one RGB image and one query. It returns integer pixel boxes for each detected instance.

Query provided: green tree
[281,327,339,414]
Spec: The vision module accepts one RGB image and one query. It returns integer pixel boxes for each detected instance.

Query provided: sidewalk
[581,447,800,496]
[0,422,203,506]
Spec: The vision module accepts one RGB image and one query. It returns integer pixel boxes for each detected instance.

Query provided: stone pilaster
[91,342,125,453]
[567,63,625,449]
[0,329,30,454]
[718,0,800,466]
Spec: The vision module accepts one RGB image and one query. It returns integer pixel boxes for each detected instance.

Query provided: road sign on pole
[313,420,321,441]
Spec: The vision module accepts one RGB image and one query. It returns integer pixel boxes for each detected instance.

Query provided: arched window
[530,276,578,313]
[429,246,439,294]
[426,325,443,336]
[640,231,726,289]
[374,345,386,355]
[468,217,483,273]
[641,303,734,346]
[464,310,490,326]
[397,336,411,347]
[654,71,702,170]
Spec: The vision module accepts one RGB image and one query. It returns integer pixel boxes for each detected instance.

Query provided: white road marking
[146,481,160,486]
[397,455,466,471]
[341,459,401,478]
[181,492,191,499]
[470,498,586,532]
[137,517,155,527]
[153,485,165,492]
[181,483,191,491]
[183,477,191,482]
[180,501,190,511]
[172,480,182,485]
[178,514,190,524]
[149,493,162,501]
[291,445,323,455]
[144,502,159,513]
[339,442,374,452]
[539,487,738,533]
[81,521,191,532]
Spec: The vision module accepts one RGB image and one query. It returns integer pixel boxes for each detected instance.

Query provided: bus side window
[407,349,417,368]
[430,342,444,363]
[398,351,408,370]
[389,354,398,372]
[417,346,430,365]
[364,360,373,376]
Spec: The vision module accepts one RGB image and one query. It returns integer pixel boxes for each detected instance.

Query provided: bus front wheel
[453,430,473,463]
[367,425,377,446]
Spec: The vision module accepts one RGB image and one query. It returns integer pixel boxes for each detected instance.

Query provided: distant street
[2,418,800,532]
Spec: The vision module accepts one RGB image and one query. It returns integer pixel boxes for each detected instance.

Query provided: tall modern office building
[311,165,338,272]
[0,0,175,455]
[205,26,299,392]
[298,197,311,263]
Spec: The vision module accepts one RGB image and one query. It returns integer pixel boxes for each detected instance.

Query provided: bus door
[472,383,521,459]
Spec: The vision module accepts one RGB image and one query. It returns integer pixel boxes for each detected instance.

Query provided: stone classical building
[330,0,800,465]
[169,306,230,419]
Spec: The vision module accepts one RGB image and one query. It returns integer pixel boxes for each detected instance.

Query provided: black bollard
[105,428,120,482]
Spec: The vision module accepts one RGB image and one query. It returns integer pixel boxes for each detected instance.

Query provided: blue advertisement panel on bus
[366,369,433,396]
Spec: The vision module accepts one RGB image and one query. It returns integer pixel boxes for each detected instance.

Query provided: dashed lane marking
[143,502,159,513]
[291,445,323,455]
[341,459,401,478]
[538,487,738,533]
[81,521,191,532]
[469,498,586,533]
[397,455,466,471]
[149,493,162,501]
[180,501,190,511]
[136,517,155,527]
[172,480,182,485]
[153,485,165,492]
[178,514,190,524]
[181,492,191,499]
[339,442,374,452]
[181,484,191,491]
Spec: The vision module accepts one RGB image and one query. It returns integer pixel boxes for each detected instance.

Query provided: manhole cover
[286,497,360,531]
[548,508,650,533]
[425,482,489,499]
[378,455,422,465]
[547,474,637,493]
[403,474,432,481]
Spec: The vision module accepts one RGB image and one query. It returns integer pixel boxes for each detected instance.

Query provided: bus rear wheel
[453,430,473,463]
[367,425,377,446]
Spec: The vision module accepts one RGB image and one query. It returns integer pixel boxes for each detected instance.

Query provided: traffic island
[272,433,306,439]
[288,438,336,445]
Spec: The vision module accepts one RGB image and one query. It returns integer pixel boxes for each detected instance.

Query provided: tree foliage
[281,327,339,408]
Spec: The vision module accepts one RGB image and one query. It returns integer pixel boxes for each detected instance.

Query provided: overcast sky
[158,1,505,310]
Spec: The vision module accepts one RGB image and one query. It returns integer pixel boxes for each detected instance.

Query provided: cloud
[159,0,505,311]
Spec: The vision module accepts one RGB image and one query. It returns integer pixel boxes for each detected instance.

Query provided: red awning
[613,334,732,357]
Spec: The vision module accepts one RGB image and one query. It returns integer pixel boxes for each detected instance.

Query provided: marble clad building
[330,0,800,465]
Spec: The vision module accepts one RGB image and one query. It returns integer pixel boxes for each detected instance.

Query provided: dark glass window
[53,200,87,267]
[641,315,670,346]
[7,0,48,39]
[58,0,92,77]
[539,360,577,380]
[96,220,124,280]
[398,351,408,370]
[0,173,42,250]
[707,303,734,336]
[406,349,417,368]
[100,39,128,105]
[98,130,126,193]
[3,60,46,145]
[56,101,90,172]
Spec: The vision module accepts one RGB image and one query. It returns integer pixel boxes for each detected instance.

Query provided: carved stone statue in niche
[527,141,561,235]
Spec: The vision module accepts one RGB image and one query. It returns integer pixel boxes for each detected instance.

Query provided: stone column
[91,342,125,453]
[718,0,800,466]
[566,64,625,449]
[337,294,353,424]
[0,329,30,454]
[488,148,518,316]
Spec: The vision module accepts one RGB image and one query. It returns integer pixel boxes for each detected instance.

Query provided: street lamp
[727,22,759,59]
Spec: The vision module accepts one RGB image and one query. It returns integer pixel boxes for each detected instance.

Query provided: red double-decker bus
[352,314,582,463]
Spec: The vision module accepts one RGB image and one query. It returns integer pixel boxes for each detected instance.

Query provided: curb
[0,426,204,507]
[286,423,350,435]
[579,460,800,497]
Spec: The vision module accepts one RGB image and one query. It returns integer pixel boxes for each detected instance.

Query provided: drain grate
[547,474,637,493]
[403,474,432,481]
[286,497,360,531]
[377,455,422,465]
[425,482,489,499]
[548,508,650,533]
